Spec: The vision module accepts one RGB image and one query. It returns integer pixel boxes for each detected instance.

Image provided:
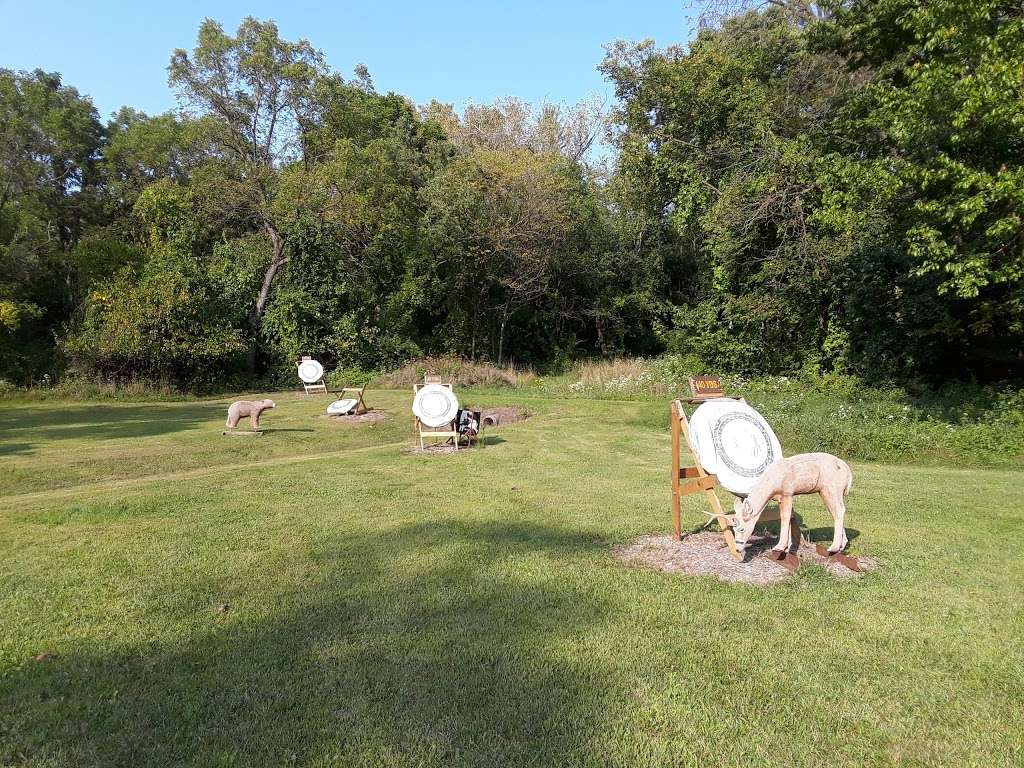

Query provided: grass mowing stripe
[0,439,412,509]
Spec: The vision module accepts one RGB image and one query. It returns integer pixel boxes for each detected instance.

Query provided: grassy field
[1,390,1022,767]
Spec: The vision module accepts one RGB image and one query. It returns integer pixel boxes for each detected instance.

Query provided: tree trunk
[247,227,288,375]
[470,284,488,360]
[497,303,510,366]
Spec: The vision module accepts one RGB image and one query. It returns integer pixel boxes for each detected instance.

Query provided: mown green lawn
[1,391,1021,767]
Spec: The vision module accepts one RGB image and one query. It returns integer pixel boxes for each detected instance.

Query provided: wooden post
[414,377,459,450]
[671,403,682,540]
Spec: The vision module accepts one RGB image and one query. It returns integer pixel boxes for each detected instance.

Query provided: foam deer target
[732,452,853,556]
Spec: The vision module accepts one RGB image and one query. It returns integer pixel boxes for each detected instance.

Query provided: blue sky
[0,1,697,121]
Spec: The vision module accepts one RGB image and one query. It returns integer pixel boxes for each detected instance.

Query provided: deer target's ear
[732,498,745,521]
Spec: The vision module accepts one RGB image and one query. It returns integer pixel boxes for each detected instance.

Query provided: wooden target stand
[333,382,369,415]
[671,377,800,569]
[297,356,328,395]
[414,376,460,450]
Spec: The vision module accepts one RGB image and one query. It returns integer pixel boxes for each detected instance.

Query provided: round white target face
[412,384,459,428]
[688,399,782,496]
[326,398,358,415]
[298,359,324,384]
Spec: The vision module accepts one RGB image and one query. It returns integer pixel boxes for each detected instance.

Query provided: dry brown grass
[3,376,187,402]
[568,357,680,395]
[573,358,651,387]
[377,356,537,389]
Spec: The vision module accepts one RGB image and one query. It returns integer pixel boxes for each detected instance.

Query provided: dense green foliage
[1,3,1021,389]
[602,0,1024,380]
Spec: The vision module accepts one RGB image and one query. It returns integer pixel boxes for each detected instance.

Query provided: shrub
[62,254,248,388]
[325,365,376,390]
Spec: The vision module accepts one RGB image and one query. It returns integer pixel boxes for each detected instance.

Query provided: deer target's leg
[251,412,260,431]
[773,496,794,553]
[823,489,848,553]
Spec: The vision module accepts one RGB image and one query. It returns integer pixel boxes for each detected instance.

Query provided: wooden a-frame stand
[297,356,328,395]
[334,382,369,415]
[414,376,460,450]
[671,397,744,561]
[671,379,798,564]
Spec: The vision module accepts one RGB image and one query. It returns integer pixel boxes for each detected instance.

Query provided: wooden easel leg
[671,406,682,540]
[670,399,742,561]
[705,488,742,562]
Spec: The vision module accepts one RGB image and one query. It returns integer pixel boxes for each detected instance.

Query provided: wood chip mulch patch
[614,531,878,586]
[325,410,388,424]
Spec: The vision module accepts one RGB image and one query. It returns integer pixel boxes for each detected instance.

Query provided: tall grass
[0,375,191,402]
[570,358,659,392]
[544,355,1024,468]
[376,356,537,389]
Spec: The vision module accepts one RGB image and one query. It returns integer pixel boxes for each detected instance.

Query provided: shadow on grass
[1,520,617,767]
[0,403,223,445]
[0,442,33,456]
[750,520,863,552]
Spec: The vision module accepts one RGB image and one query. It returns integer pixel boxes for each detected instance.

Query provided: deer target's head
[732,498,757,553]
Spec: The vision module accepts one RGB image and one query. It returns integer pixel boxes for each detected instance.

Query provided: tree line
[2,1,1021,390]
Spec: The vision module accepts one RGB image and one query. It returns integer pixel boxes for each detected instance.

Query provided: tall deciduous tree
[423,149,584,363]
[101,107,212,213]
[602,11,876,373]
[168,17,327,366]
[0,68,105,378]
[821,0,1024,374]
[424,96,605,167]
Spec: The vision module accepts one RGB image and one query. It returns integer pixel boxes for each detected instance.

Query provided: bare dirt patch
[614,531,877,586]
[479,406,531,427]
[324,410,388,425]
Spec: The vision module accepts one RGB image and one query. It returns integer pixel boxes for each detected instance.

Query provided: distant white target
[297,359,324,384]
[412,384,459,428]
